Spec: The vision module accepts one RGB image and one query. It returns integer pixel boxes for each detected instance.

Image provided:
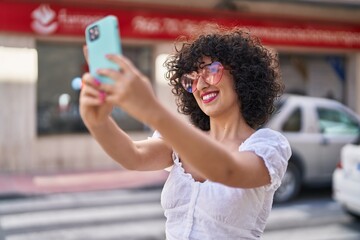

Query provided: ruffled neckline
[172,152,209,184]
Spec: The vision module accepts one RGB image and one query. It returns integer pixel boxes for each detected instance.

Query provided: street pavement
[0,187,359,240]
[264,199,360,240]
[0,168,169,239]
[0,188,166,240]
[1,170,359,240]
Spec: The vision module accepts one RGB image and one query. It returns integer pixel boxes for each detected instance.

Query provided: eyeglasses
[180,61,224,93]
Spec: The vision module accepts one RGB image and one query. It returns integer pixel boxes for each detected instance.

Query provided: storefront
[1,1,359,173]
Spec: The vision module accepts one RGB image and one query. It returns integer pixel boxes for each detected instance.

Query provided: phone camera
[89,25,100,41]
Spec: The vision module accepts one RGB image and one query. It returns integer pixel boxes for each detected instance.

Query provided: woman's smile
[201,91,219,103]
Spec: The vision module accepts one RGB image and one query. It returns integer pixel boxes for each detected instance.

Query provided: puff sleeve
[240,128,292,191]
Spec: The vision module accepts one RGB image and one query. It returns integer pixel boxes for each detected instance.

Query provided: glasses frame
[180,61,224,93]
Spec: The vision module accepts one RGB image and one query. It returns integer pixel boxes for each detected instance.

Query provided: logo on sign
[31,4,58,35]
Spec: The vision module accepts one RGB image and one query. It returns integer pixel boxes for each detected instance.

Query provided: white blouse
[152,128,291,240]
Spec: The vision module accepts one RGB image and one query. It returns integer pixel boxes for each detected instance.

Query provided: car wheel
[274,162,301,203]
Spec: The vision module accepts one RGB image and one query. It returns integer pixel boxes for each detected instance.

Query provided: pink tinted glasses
[180,62,224,93]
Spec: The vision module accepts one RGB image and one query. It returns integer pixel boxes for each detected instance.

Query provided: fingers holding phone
[80,15,123,127]
[81,73,104,103]
[79,73,113,128]
[83,15,161,125]
[95,55,159,125]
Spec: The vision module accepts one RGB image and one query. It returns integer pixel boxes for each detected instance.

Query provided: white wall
[153,43,189,122]
[0,35,37,172]
[280,54,345,102]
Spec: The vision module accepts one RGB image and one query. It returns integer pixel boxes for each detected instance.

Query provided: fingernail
[94,79,101,86]
[99,91,106,102]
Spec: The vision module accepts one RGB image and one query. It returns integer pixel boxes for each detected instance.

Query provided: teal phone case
[85,15,122,84]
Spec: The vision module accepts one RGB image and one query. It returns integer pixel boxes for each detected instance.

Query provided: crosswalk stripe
[5,219,166,240]
[263,223,360,240]
[265,200,349,231]
[1,188,359,240]
[1,202,164,230]
[0,189,162,215]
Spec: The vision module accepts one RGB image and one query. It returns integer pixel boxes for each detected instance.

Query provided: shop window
[317,107,359,135]
[36,41,152,135]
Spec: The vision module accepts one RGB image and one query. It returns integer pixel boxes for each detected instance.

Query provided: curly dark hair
[164,25,283,131]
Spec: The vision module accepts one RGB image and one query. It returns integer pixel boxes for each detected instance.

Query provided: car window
[317,107,360,134]
[282,107,302,132]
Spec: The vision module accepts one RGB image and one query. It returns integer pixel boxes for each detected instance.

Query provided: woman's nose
[196,75,210,91]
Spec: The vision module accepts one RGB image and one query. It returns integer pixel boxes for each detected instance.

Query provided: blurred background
[0,0,359,173]
[0,0,360,239]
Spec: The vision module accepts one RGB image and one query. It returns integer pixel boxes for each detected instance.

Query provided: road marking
[5,219,166,240]
[0,189,162,214]
[1,201,164,230]
[263,223,360,240]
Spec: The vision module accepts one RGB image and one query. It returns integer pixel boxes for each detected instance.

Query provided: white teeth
[202,93,217,101]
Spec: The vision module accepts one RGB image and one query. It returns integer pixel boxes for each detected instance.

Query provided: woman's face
[192,57,240,119]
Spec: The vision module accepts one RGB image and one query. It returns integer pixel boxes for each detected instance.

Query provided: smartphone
[85,15,122,84]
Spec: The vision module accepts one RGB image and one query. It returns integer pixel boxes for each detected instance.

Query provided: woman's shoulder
[251,128,285,140]
[242,128,292,158]
[244,128,290,149]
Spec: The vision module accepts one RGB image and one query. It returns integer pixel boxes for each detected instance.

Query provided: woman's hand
[79,73,113,128]
[79,45,112,128]
[96,54,160,125]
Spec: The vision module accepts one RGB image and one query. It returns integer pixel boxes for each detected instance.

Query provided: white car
[333,141,360,219]
[266,94,360,203]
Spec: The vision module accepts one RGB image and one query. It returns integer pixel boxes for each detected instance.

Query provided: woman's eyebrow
[198,61,211,69]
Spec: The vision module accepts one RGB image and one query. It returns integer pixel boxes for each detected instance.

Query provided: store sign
[31,4,58,35]
[1,2,360,49]
[31,4,104,36]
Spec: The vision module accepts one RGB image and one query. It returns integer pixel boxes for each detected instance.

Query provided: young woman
[80,26,291,239]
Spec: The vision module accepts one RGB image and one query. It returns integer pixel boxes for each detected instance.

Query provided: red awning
[1,2,359,49]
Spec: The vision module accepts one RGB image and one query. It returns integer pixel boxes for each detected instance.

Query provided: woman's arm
[80,71,173,171]
[86,116,173,171]
[96,55,276,188]
[148,104,271,188]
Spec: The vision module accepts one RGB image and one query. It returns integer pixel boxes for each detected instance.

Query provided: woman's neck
[208,115,255,143]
